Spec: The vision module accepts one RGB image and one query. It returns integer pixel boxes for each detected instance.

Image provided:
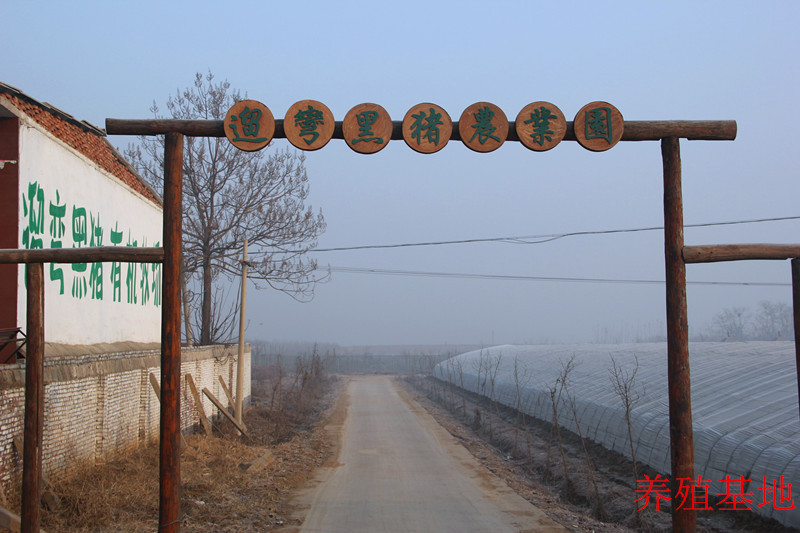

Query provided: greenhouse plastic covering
[434,342,799,528]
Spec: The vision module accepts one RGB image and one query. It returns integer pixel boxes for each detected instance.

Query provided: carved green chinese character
[524,106,558,146]
[409,107,443,146]
[468,106,500,145]
[294,105,325,145]
[228,106,268,143]
[352,111,384,145]
[585,107,612,144]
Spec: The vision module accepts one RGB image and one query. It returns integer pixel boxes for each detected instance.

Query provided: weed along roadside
[28,353,341,533]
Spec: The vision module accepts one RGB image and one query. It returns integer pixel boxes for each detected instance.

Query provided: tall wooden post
[21,263,44,533]
[662,137,696,532]
[160,132,183,532]
[791,259,800,420]
[235,239,248,426]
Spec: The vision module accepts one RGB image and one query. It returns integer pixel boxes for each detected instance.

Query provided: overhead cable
[295,215,800,253]
[325,265,790,287]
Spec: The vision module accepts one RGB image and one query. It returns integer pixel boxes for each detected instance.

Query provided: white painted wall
[16,121,163,344]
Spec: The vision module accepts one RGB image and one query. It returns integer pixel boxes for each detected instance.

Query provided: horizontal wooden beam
[106,118,737,142]
[0,246,164,264]
[683,244,800,263]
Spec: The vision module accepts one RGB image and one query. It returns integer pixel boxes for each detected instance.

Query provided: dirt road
[283,376,567,533]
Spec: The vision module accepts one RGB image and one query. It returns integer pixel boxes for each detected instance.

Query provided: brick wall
[0,344,251,500]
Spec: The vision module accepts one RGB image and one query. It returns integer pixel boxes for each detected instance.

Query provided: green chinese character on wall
[48,190,66,294]
[125,232,138,304]
[22,182,45,250]
[151,242,162,307]
[71,206,88,299]
[139,238,150,305]
[89,213,103,300]
[109,223,123,303]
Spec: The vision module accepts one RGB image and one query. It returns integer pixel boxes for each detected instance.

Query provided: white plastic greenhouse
[434,342,799,528]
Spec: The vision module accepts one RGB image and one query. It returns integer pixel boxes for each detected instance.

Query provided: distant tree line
[695,300,794,342]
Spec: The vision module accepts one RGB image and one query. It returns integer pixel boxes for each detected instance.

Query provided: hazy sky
[4,1,799,346]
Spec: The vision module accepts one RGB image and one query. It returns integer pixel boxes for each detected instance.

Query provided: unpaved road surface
[282,376,567,532]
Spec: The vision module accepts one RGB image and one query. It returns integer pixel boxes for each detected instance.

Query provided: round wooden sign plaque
[224,100,274,151]
[284,100,335,151]
[342,103,392,154]
[459,102,508,153]
[515,102,566,152]
[574,101,624,152]
[402,103,452,154]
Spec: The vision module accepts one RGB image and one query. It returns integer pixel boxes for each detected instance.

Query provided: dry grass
[7,366,340,533]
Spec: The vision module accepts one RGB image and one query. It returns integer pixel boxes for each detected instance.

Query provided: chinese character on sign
[352,111,384,145]
[286,100,334,151]
[409,107,443,146]
[469,106,500,145]
[524,106,558,147]
[403,103,451,153]
[228,106,267,143]
[294,105,325,145]
[344,103,391,154]
[516,101,565,152]
[574,101,623,152]
[585,106,612,144]
[224,100,274,151]
[459,102,507,152]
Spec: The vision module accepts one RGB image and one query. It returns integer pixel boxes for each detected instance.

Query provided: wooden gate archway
[12,102,800,533]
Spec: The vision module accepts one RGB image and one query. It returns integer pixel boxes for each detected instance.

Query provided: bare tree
[452,357,466,415]
[711,306,749,341]
[511,356,531,458]
[126,71,327,344]
[752,300,793,340]
[563,368,605,519]
[609,354,642,482]
[546,356,573,489]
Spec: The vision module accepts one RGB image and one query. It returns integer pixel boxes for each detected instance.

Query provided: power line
[294,215,800,253]
[325,265,791,287]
